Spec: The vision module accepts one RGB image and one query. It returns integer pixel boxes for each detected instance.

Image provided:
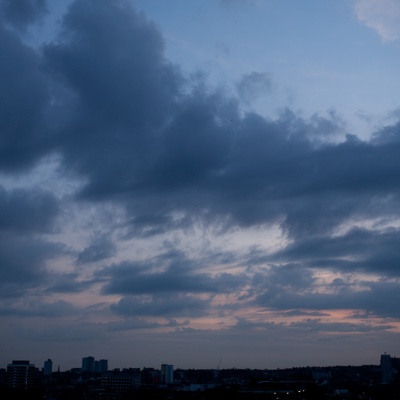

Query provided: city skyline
[3,356,395,400]
[1,0,400,370]
[2,352,395,373]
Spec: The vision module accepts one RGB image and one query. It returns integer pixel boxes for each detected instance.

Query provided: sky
[1,0,400,371]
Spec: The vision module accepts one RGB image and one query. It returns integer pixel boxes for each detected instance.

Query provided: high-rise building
[94,359,108,373]
[6,360,38,389]
[381,353,393,384]
[161,364,174,384]
[82,356,95,373]
[43,359,53,376]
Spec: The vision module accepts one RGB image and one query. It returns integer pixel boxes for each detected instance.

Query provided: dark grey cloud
[133,110,400,238]
[0,186,59,233]
[96,247,247,319]
[100,259,245,296]
[0,24,53,171]
[270,227,400,276]
[106,317,183,332]
[111,294,209,317]
[242,264,316,305]
[1,0,400,244]
[0,232,64,297]
[232,316,393,335]
[46,273,93,294]
[76,233,116,265]
[43,0,181,196]
[372,118,400,145]
[288,319,393,334]
[0,185,62,298]
[0,0,47,30]
[281,310,330,317]
[0,299,76,317]
[252,266,400,319]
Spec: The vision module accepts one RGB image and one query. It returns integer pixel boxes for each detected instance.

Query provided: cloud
[1,0,400,365]
[99,257,245,296]
[354,0,400,42]
[0,23,53,171]
[236,71,272,103]
[0,298,76,318]
[76,233,116,265]
[252,264,400,319]
[0,185,63,297]
[106,317,182,332]
[0,232,64,297]
[372,118,400,144]
[288,319,393,334]
[46,273,93,294]
[232,316,393,335]
[0,0,47,30]
[0,186,59,233]
[111,294,210,318]
[270,227,400,276]
[1,0,400,244]
[43,0,181,192]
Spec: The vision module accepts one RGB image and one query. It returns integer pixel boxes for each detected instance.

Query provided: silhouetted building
[82,356,95,373]
[43,359,53,376]
[94,359,108,373]
[0,368,6,386]
[141,367,161,384]
[381,353,392,384]
[161,364,174,384]
[102,368,141,392]
[6,360,38,389]
[312,369,331,383]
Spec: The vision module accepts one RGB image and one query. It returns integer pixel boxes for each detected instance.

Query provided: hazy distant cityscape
[2,353,400,399]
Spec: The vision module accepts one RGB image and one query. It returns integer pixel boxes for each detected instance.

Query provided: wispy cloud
[354,0,400,42]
